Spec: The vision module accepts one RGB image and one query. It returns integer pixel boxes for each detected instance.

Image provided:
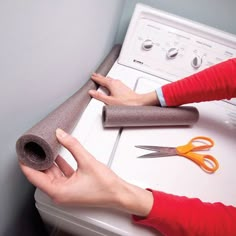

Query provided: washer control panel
[118,4,236,81]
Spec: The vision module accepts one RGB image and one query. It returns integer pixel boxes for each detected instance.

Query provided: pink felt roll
[102,105,199,128]
[16,45,121,170]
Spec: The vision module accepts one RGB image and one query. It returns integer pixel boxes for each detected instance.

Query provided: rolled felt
[16,44,121,170]
[102,105,199,128]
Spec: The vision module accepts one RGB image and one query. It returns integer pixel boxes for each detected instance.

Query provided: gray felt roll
[102,105,199,128]
[16,44,121,170]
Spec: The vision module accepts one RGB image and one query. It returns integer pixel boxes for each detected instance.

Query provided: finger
[89,90,115,104]
[19,162,55,195]
[55,155,74,177]
[91,73,112,88]
[56,129,93,165]
[44,163,63,179]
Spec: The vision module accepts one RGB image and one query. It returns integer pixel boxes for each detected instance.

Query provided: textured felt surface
[16,45,121,170]
[102,105,199,128]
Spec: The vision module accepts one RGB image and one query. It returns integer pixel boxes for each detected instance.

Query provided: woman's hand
[20,129,153,216]
[89,73,159,106]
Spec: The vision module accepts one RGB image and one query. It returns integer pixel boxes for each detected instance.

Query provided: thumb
[56,128,92,165]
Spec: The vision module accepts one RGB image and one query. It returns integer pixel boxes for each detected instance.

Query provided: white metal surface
[111,77,236,205]
[35,3,236,236]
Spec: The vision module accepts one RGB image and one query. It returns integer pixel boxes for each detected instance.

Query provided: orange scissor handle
[177,136,214,153]
[179,151,219,173]
[176,136,219,173]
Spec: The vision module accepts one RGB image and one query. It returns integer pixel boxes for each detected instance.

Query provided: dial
[191,56,202,69]
[166,48,179,59]
[142,39,153,51]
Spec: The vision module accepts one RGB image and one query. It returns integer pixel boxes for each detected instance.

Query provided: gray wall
[115,0,236,43]
[0,0,124,235]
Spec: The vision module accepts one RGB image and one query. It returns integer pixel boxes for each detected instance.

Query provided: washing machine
[35,3,236,236]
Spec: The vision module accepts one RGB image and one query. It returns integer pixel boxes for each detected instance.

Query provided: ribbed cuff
[156,87,167,107]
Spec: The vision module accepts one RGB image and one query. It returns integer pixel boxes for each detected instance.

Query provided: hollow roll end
[102,106,107,125]
[186,106,200,124]
[16,134,54,170]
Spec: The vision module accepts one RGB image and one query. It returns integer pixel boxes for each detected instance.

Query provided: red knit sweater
[133,58,236,236]
[163,58,236,106]
[133,190,236,236]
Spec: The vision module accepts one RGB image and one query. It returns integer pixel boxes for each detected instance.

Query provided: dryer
[35,4,236,236]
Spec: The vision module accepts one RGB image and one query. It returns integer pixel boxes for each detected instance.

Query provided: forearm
[136,91,160,106]
[112,179,154,216]
[133,190,236,236]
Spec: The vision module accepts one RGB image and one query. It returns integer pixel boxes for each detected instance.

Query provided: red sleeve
[132,190,236,236]
[162,58,236,106]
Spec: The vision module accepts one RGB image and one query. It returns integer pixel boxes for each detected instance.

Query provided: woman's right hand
[89,73,159,106]
[20,128,154,217]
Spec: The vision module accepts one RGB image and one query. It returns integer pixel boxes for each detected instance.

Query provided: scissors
[135,136,219,173]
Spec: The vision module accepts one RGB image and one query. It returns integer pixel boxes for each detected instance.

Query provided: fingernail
[56,128,68,138]
[89,90,95,95]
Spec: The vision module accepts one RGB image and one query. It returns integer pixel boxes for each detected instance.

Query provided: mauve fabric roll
[16,44,121,170]
[102,105,199,128]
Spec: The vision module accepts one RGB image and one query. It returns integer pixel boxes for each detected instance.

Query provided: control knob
[166,48,179,59]
[191,56,202,69]
[142,39,153,51]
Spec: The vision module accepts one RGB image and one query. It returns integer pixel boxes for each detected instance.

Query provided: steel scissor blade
[137,152,174,158]
[135,145,177,158]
